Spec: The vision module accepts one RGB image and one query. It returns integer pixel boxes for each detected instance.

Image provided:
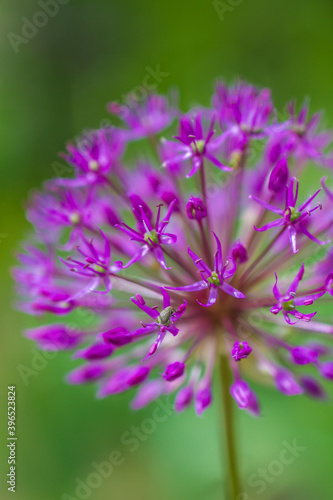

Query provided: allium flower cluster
[15,82,333,417]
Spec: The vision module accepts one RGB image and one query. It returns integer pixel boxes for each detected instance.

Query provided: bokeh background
[1,0,333,499]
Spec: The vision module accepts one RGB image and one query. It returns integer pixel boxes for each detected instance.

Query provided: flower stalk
[220,353,241,500]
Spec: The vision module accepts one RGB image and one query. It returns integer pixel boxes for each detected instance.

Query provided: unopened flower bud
[186,196,207,221]
[231,341,252,361]
[127,366,150,386]
[319,361,333,380]
[195,386,212,415]
[275,370,303,395]
[230,380,250,408]
[290,346,318,365]
[175,386,193,412]
[268,158,289,193]
[162,361,185,381]
[231,241,248,264]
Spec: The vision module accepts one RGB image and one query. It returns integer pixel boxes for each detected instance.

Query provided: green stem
[219,354,241,500]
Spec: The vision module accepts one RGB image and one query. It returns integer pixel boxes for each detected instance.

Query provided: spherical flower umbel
[14,83,333,418]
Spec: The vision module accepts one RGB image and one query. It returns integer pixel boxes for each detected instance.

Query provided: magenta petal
[165,280,208,292]
[223,256,237,279]
[186,156,201,178]
[205,152,232,171]
[220,282,246,299]
[160,287,171,309]
[167,324,179,336]
[250,195,284,214]
[288,225,298,253]
[159,233,177,244]
[211,231,223,274]
[123,245,150,268]
[298,188,322,212]
[287,177,299,207]
[254,218,284,232]
[294,291,325,306]
[188,246,211,275]
[197,286,218,307]
[273,273,282,300]
[287,263,304,294]
[299,223,330,246]
[283,312,299,325]
[131,296,160,319]
[153,246,171,270]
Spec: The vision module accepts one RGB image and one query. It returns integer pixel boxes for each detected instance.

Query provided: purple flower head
[14,245,55,295]
[270,264,324,324]
[15,81,333,417]
[108,93,175,140]
[162,112,232,178]
[251,177,327,253]
[282,101,333,167]
[231,341,252,362]
[186,196,207,220]
[213,81,273,138]
[58,128,123,186]
[60,229,122,296]
[26,186,98,247]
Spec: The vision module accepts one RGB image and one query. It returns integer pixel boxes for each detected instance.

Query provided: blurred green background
[1,0,333,499]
